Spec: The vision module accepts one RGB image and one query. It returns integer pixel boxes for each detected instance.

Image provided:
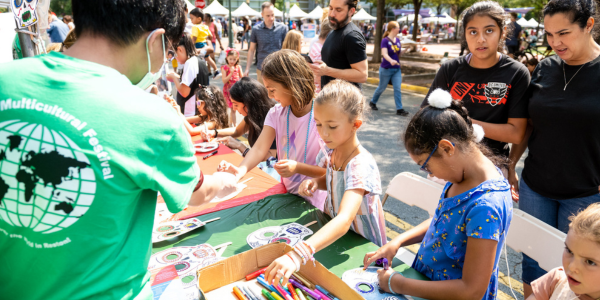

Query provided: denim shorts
[519,178,600,284]
[195,42,207,48]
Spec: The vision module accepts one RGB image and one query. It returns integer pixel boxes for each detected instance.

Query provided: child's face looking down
[563,230,600,299]
[262,77,294,108]
[314,103,361,149]
[408,141,467,184]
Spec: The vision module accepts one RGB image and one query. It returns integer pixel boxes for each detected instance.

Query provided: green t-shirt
[0,52,200,299]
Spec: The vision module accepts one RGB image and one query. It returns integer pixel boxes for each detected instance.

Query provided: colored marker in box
[262,289,277,300]
[315,285,339,300]
[289,278,322,300]
[246,267,268,281]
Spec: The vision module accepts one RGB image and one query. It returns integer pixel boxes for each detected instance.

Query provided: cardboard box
[197,242,365,300]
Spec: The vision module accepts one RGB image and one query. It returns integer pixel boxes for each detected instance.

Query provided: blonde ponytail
[383,21,399,39]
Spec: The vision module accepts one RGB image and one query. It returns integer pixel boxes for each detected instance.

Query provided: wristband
[286,252,301,272]
[214,128,218,138]
[388,271,401,295]
[243,147,250,157]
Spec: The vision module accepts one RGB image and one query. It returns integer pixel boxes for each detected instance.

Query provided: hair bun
[472,124,485,142]
[427,89,453,109]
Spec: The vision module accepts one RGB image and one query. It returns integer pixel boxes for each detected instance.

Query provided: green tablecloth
[153,194,429,299]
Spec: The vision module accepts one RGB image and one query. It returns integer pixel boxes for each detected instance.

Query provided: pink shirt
[264,104,326,210]
[309,42,323,93]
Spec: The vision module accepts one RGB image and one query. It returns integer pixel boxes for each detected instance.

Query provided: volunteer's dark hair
[72,0,186,47]
[196,85,229,129]
[543,0,598,37]
[190,8,204,19]
[510,12,518,19]
[229,77,277,147]
[344,0,358,11]
[459,1,509,53]
[178,33,197,59]
[403,100,509,169]
[205,13,213,22]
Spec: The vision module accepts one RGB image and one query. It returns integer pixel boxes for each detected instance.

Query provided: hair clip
[472,124,485,143]
[427,88,453,109]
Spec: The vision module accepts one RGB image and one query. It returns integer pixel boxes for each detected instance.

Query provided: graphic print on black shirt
[422,54,531,156]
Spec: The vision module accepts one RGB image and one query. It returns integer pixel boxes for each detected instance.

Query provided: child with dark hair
[423,1,530,161]
[221,48,242,126]
[177,85,229,136]
[365,89,513,300]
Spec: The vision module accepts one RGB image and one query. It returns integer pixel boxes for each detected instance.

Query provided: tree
[50,0,72,16]
[411,0,424,41]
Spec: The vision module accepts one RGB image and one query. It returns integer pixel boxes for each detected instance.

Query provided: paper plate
[246,223,313,249]
[341,267,409,300]
[194,142,219,153]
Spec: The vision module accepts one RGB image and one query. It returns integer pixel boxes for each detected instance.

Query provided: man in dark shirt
[309,0,368,89]
[506,12,522,58]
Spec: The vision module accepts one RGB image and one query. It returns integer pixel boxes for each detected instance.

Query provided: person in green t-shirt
[0,1,236,299]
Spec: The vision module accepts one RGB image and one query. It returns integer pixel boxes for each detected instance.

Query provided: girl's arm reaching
[273,161,326,178]
[217,125,275,180]
[265,188,365,286]
[379,237,498,300]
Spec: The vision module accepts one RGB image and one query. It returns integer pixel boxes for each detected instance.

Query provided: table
[152,194,429,299]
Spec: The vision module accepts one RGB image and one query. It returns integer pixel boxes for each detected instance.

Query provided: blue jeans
[370,67,403,110]
[241,32,251,49]
[519,178,600,284]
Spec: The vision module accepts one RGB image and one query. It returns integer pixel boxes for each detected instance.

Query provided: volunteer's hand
[298,179,318,197]
[166,71,180,82]
[217,137,244,152]
[309,60,328,77]
[274,160,297,178]
[377,268,403,294]
[363,240,401,270]
[508,166,519,202]
[265,255,296,287]
[217,161,241,180]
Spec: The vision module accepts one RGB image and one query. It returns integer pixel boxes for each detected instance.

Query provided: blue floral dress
[412,172,513,300]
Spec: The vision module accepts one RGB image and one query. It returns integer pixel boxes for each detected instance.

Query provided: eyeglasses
[420,141,455,175]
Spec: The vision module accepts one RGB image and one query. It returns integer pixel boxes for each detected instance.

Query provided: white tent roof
[422,13,457,24]
[397,14,422,23]
[352,8,377,21]
[517,17,529,27]
[526,18,540,27]
[231,2,261,17]
[272,6,284,18]
[203,0,229,16]
[305,5,323,20]
[288,4,308,19]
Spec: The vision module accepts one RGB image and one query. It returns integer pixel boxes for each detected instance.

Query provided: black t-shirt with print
[321,21,367,89]
[522,54,600,199]
[421,54,531,156]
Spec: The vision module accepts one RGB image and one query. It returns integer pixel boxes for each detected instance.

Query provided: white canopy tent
[288,4,308,19]
[397,14,422,23]
[272,6,284,18]
[305,5,323,20]
[203,0,230,16]
[526,18,541,28]
[422,13,457,24]
[352,8,377,21]
[231,3,261,18]
[517,17,529,27]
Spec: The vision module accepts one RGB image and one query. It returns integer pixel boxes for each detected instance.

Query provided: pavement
[210,41,527,300]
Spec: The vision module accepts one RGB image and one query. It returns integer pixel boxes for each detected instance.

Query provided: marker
[239,285,255,300]
[271,292,284,300]
[289,278,321,300]
[292,273,314,289]
[233,286,248,300]
[257,276,279,295]
[249,287,263,300]
[245,267,268,281]
[262,289,277,300]
[288,283,300,300]
[203,150,218,160]
[315,286,339,300]
[275,284,294,300]
[312,289,331,300]
[296,288,308,300]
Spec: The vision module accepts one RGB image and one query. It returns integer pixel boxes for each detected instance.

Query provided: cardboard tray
[197,242,365,300]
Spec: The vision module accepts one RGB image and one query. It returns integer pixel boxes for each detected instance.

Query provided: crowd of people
[2,0,600,300]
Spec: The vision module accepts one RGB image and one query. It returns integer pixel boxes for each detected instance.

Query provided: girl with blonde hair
[282,30,304,53]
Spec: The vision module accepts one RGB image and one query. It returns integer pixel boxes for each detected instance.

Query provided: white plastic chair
[506,208,566,271]
[382,172,444,265]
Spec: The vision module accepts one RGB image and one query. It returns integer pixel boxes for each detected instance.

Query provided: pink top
[532,267,595,300]
[309,42,324,93]
[264,104,326,210]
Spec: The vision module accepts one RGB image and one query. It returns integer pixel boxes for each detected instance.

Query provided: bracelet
[286,252,301,272]
[214,128,218,137]
[242,147,250,157]
[388,271,401,295]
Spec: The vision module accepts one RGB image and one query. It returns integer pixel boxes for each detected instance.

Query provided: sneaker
[369,102,378,111]
[396,109,409,116]
[213,71,221,79]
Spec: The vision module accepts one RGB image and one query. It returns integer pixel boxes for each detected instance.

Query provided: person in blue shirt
[364,89,513,300]
[506,12,522,58]
[47,15,70,43]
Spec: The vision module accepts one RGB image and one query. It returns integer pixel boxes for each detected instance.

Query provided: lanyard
[286,100,314,164]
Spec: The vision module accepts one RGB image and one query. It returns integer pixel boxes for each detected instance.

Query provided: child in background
[264,80,386,286]
[174,85,229,137]
[189,8,220,78]
[525,58,539,75]
[167,50,178,70]
[282,30,303,53]
[528,203,600,300]
[221,48,242,127]
[217,50,327,209]
[364,89,513,300]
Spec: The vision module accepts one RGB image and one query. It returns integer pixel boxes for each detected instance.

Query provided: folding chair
[506,208,566,272]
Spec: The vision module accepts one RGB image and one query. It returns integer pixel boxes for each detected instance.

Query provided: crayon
[295,288,308,300]
[289,278,321,300]
[246,267,268,281]
[288,283,300,300]
[233,286,248,300]
[271,292,284,300]
[315,286,339,300]
[262,289,277,300]
[275,284,294,300]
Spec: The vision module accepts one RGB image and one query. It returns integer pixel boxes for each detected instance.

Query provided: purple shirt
[380,36,401,69]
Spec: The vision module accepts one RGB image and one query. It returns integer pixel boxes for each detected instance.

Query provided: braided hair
[403,96,509,169]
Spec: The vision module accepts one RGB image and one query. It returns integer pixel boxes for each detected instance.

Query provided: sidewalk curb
[366,77,430,95]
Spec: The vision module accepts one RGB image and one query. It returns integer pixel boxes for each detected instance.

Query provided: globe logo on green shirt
[0,120,95,234]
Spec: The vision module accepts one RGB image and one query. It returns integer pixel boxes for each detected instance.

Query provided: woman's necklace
[563,61,587,91]
[331,144,360,171]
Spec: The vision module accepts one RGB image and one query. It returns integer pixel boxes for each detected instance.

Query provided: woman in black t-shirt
[422,1,530,158]
[508,0,600,297]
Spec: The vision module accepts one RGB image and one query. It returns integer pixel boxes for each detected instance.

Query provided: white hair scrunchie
[472,124,485,143]
[427,88,453,109]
